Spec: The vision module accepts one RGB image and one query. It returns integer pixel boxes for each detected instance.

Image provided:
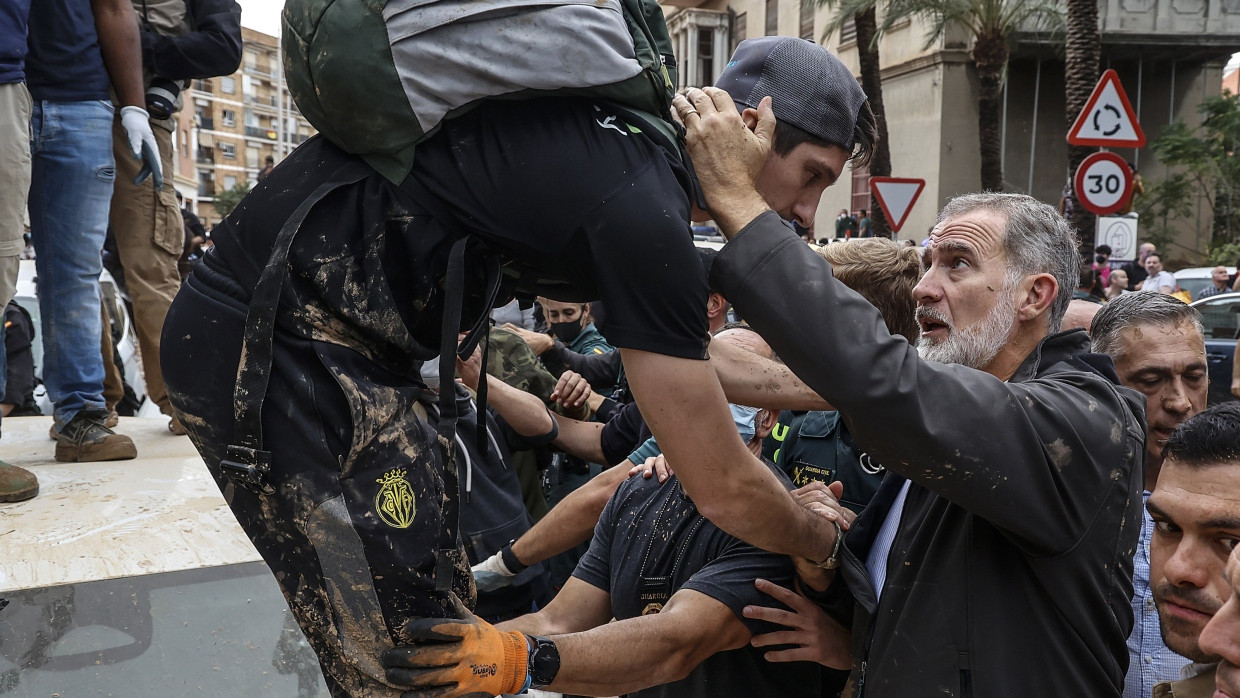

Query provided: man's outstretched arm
[502,587,751,696]
[710,336,832,411]
[623,348,836,562]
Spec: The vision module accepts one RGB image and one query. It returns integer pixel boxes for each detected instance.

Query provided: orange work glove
[381,601,529,698]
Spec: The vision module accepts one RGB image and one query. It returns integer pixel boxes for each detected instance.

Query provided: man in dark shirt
[388,329,828,697]
[26,0,159,462]
[164,36,873,696]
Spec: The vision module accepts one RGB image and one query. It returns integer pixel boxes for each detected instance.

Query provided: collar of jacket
[1008,328,1121,386]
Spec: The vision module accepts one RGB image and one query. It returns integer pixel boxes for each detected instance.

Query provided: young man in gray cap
[163,34,874,695]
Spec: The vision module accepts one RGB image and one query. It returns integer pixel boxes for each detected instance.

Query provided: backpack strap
[221,159,372,494]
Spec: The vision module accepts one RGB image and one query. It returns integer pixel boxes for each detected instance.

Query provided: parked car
[13,259,153,416]
[1189,291,1240,405]
[1175,266,1237,300]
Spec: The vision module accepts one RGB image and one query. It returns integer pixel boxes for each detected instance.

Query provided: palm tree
[851,7,894,237]
[818,0,1063,192]
[1064,0,1100,254]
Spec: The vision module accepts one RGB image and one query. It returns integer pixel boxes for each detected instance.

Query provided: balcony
[244,94,279,109]
[197,183,215,199]
[245,64,276,80]
[192,79,213,93]
[1018,0,1240,57]
[198,116,214,130]
[245,125,279,140]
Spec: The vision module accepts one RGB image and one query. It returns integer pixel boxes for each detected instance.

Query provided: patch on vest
[641,603,664,616]
[376,468,416,529]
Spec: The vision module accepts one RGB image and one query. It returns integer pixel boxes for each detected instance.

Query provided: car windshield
[0,418,330,696]
[1197,294,1240,340]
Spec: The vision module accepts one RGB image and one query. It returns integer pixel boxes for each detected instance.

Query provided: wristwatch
[527,635,561,689]
[811,520,843,570]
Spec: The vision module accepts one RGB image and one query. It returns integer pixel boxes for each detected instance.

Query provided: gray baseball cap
[715,37,867,151]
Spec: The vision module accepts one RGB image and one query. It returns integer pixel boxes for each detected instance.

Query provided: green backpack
[283,0,680,184]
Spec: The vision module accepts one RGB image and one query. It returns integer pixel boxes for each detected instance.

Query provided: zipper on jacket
[856,661,866,697]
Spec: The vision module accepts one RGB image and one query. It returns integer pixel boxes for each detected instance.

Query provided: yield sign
[870,177,925,232]
[1067,69,1146,148]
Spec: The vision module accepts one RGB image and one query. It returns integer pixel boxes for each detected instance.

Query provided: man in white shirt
[1141,253,1177,295]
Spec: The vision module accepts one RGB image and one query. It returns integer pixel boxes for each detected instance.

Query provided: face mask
[550,319,583,344]
[730,404,762,444]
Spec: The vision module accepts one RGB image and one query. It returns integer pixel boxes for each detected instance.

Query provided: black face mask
[551,319,583,344]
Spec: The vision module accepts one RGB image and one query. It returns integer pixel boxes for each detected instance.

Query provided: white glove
[119,105,163,189]
[471,549,519,592]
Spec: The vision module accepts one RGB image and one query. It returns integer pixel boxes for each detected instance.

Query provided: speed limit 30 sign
[1074,152,1133,216]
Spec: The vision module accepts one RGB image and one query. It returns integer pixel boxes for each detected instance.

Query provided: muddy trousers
[161,264,472,698]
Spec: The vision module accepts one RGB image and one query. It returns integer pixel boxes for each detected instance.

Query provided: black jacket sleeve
[540,341,622,391]
[711,212,1144,556]
[141,0,243,80]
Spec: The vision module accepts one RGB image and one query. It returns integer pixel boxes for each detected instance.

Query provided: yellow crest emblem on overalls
[376,468,416,529]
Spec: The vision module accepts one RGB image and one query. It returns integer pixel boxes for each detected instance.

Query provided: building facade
[181,27,315,226]
[661,0,1239,261]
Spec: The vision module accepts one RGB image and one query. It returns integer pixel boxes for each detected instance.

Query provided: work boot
[48,409,118,440]
[0,460,38,502]
[53,412,137,462]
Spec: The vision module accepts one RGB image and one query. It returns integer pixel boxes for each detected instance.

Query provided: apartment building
[182,26,315,225]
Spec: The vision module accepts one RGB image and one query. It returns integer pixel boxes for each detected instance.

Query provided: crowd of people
[2,3,1240,697]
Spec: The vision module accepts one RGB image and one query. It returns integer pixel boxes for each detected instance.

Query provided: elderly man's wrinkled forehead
[924,209,1009,264]
[713,326,774,360]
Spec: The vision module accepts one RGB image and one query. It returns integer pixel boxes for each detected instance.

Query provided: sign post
[869,177,926,233]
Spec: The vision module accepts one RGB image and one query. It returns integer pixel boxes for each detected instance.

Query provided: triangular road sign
[1067,69,1146,148]
[870,177,925,232]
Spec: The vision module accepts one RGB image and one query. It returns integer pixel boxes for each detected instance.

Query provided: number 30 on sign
[1074,151,1133,216]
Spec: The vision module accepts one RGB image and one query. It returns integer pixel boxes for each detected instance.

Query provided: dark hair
[1095,244,1112,256]
[771,99,877,168]
[1146,253,1162,263]
[1163,403,1240,467]
[1078,263,1096,290]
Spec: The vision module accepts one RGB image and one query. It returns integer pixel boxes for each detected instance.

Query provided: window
[221,142,236,159]
[765,0,778,35]
[800,1,814,40]
[220,76,235,94]
[224,175,238,190]
[840,17,857,45]
[733,13,746,53]
[697,28,714,86]
[247,146,261,168]
[850,162,871,219]
[221,109,236,127]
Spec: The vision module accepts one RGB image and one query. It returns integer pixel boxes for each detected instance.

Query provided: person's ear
[755,408,778,440]
[1019,273,1058,323]
[741,107,760,132]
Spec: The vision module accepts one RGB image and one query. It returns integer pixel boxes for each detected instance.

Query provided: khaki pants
[107,120,181,414]
[0,82,31,308]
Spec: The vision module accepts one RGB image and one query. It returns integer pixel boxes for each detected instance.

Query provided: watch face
[529,637,561,687]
